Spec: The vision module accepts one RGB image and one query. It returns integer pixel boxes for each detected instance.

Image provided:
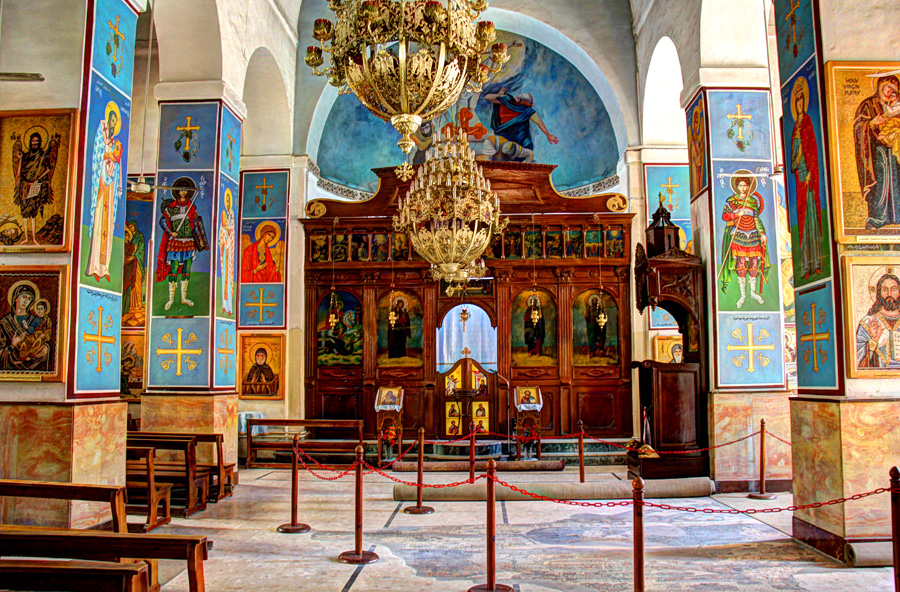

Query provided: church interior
[0,0,899,590]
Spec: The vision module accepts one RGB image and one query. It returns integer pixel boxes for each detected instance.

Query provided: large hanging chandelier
[304,0,509,177]
[393,127,507,285]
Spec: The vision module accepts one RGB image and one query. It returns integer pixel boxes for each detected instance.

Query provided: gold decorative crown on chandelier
[393,127,507,285]
[304,0,509,171]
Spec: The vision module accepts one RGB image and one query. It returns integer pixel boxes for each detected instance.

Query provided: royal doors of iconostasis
[439,357,496,438]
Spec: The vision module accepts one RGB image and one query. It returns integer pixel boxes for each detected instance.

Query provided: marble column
[683,71,793,491]
[140,82,244,465]
[772,0,900,557]
[0,0,141,527]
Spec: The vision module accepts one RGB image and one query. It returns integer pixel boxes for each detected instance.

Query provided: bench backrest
[126,436,200,483]
[0,527,208,561]
[247,419,364,442]
[0,479,127,533]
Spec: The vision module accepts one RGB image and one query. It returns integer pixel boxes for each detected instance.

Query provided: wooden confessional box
[630,200,709,480]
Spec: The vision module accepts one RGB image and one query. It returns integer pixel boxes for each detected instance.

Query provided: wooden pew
[0,479,127,533]
[247,419,365,468]
[126,436,209,518]
[0,528,209,592]
[131,432,235,502]
[125,447,173,532]
[0,559,149,592]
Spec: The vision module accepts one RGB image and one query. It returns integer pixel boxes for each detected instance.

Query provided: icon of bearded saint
[11,128,60,246]
[857,272,900,369]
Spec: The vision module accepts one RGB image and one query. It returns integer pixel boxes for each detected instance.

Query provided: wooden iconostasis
[302,162,635,440]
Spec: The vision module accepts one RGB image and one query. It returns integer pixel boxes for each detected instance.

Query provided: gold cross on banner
[726,105,753,140]
[156,328,202,377]
[226,127,236,149]
[108,15,125,61]
[255,177,273,196]
[218,328,234,373]
[800,302,831,373]
[244,287,277,321]
[785,0,801,47]
[727,322,775,373]
[177,116,200,151]
[660,176,680,196]
[83,306,115,373]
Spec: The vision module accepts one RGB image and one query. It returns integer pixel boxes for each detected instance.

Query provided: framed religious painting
[825,61,900,243]
[376,290,423,368]
[472,401,489,433]
[0,109,77,253]
[511,288,558,367]
[0,266,69,382]
[238,333,284,399]
[842,256,900,378]
[315,290,363,366]
[653,334,684,364]
[514,386,542,412]
[375,386,403,411]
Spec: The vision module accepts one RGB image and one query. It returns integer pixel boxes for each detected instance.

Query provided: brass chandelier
[304,0,509,176]
[393,127,507,286]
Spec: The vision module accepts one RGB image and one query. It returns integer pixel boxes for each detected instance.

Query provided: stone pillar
[772,0,900,557]
[683,72,793,491]
[141,82,244,465]
[0,0,141,527]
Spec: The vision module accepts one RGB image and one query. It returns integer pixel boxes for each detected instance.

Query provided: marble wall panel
[213,394,239,465]
[791,399,845,537]
[70,402,126,529]
[709,391,792,481]
[0,404,73,527]
[143,394,238,465]
[840,401,900,538]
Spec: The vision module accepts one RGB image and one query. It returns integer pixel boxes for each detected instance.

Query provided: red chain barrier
[585,430,761,454]
[363,461,485,489]
[484,474,896,514]
[424,433,475,445]
[765,429,792,447]
[294,443,358,481]
[368,440,418,473]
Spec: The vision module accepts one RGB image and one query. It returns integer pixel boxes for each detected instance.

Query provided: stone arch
[242,46,292,157]
[153,0,223,83]
[641,36,687,146]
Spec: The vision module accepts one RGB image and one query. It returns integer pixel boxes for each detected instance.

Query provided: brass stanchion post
[467,459,513,592]
[277,434,311,534]
[749,418,775,500]
[470,421,476,482]
[891,466,900,592]
[578,419,585,483]
[338,446,378,564]
[404,427,434,515]
[633,476,645,592]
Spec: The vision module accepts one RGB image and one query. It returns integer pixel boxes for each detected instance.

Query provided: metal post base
[403,505,435,515]
[338,550,379,564]
[748,492,776,500]
[277,523,311,534]
[467,584,515,592]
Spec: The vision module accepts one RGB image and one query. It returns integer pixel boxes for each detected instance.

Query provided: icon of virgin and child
[0,281,54,373]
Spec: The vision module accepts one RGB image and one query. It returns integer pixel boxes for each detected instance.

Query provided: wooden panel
[511,366,559,381]
[318,367,363,381]
[376,367,424,381]
[576,388,630,436]
[320,392,360,420]
[573,366,620,381]
[655,366,699,449]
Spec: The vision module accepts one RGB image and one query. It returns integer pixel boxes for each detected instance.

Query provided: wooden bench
[0,479,128,533]
[125,447,173,532]
[126,436,209,518]
[0,559,149,592]
[247,419,365,469]
[131,432,235,502]
[0,528,209,592]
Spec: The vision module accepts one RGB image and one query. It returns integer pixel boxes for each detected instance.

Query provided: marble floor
[147,467,894,592]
